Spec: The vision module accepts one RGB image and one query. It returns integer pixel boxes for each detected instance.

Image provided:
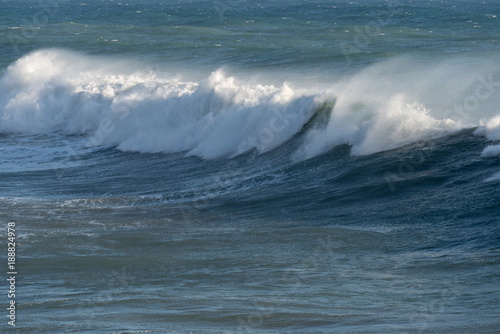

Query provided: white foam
[296,57,500,159]
[481,145,500,157]
[477,116,500,180]
[485,171,500,182]
[476,116,500,162]
[0,49,319,159]
[475,115,500,140]
[1,49,500,160]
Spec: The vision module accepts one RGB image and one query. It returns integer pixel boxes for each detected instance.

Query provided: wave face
[1,49,500,161]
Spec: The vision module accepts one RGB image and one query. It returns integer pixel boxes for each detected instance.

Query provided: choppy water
[1,0,500,333]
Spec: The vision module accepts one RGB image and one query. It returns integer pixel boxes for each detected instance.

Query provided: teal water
[1,0,500,333]
[2,0,499,72]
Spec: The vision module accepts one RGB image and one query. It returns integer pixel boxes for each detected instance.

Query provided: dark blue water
[1,0,500,333]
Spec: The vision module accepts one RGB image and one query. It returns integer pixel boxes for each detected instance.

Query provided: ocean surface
[1,0,500,333]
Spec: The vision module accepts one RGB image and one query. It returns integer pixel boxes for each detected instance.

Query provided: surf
[1,49,499,161]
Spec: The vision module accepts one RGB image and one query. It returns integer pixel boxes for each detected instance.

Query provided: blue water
[1,0,500,333]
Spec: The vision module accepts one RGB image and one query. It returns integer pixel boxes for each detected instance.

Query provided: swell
[1,129,499,225]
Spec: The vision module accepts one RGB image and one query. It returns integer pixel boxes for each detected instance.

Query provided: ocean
[1,0,500,333]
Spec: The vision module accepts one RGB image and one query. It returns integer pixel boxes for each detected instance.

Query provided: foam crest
[475,116,500,162]
[475,115,500,141]
[0,49,319,159]
[295,57,500,160]
[2,50,500,160]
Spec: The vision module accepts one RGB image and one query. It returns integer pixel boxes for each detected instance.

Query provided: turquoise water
[1,0,500,333]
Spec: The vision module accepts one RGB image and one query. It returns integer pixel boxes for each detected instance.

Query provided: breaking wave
[1,49,499,160]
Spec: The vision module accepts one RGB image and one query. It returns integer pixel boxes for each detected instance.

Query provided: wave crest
[1,49,500,160]
[0,49,319,159]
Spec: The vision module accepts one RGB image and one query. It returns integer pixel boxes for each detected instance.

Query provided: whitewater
[2,49,500,163]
